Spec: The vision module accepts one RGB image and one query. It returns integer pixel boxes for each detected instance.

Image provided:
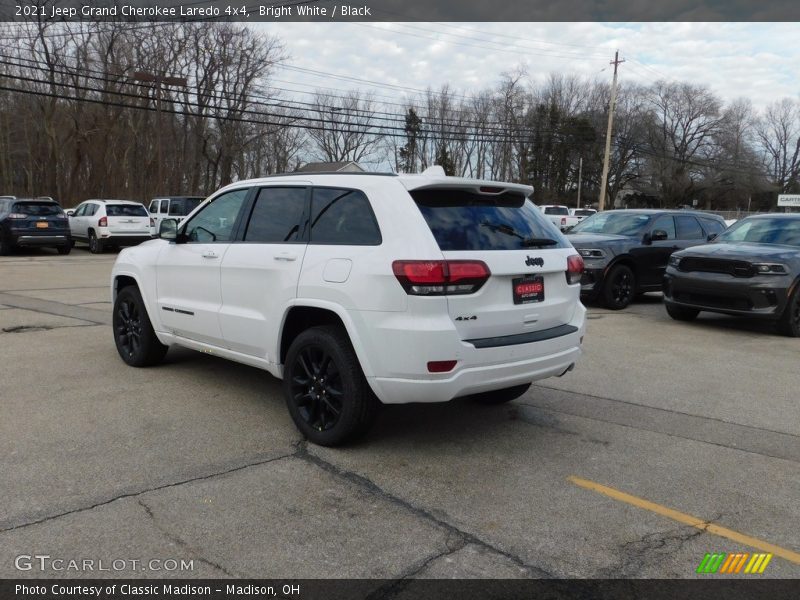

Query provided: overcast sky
[256,22,799,111]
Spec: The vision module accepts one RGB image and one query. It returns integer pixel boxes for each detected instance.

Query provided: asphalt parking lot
[1,248,799,581]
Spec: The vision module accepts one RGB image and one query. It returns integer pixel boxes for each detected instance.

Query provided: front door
[155,188,250,347]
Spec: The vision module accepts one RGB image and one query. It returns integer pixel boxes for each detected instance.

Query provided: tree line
[0,21,798,210]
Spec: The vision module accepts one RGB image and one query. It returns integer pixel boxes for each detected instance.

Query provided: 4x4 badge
[525,256,544,267]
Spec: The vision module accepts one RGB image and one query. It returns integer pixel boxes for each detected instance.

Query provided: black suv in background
[664,214,800,336]
[0,196,71,255]
[567,209,727,309]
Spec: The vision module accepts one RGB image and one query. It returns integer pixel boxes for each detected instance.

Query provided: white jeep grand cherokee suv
[111,170,586,445]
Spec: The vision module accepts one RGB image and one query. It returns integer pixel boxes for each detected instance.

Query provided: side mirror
[707,233,717,242]
[651,229,669,242]
[159,218,178,241]
[65,210,74,217]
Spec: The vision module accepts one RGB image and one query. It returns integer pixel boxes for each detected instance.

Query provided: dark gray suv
[567,210,726,309]
[664,214,800,336]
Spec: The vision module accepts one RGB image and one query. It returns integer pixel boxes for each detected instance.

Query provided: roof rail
[36,196,55,201]
[0,195,16,200]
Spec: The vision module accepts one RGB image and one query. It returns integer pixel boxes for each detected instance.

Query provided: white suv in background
[68,200,153,253]
[110,169,586,445]
[148,196,204,234]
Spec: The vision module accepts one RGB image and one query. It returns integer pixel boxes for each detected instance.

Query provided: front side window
[651,215,676,240]
[149,201,159,214]
[700,218,725,236]
[310,188,381,245]
[73,204,88,217]
[243,187,307,243]
[183,189,249,243]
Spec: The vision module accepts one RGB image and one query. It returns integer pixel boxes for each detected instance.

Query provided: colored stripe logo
[696,552,772,574]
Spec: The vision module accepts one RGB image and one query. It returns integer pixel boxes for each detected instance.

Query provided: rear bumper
[12,233,70,247]
[361,303,586,404]
[663,269,792,319]
[99,234,155,247]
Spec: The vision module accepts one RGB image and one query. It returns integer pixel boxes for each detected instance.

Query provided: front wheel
[113,286,168,367]
[471,383,531,405]
[777,288,800,337]
[602,264,635,310]
[665,303,699,322]
[283,326,378,446]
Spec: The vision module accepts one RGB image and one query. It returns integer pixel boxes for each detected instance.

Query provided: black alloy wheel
[283,326,378,446]
[602,264,635,310]
[778,288,800,337]
[290,344,345,433]
[112,286,168,367]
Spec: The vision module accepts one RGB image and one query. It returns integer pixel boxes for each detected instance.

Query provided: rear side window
[310,188,381,245]
[675,215,704,240]
[106,204,148,217]
[244,187,307,243]
[86,204,99,216]
[12,202,61,216]
[411,189,569,251]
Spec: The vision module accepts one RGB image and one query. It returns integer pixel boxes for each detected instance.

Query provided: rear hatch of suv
[407,186,582,341]
[105,203,151,234]
[9,201,69,234]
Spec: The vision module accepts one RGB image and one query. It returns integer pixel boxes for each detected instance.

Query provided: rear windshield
[543,206,570,215]
[106,204,148,217]
[13,202,62,216]
[169,198,203,216]
[717,217,800,247]
[573,209,595,217]
[411,189,569,251]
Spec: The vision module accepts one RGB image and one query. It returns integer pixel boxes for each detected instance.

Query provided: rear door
[219,186,310,358]
[105,203,150,235]
[411,188,576,340]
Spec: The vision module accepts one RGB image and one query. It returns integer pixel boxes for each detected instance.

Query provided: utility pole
[598,50,624,212]
[132,71,188,193]
[576,157,583,208]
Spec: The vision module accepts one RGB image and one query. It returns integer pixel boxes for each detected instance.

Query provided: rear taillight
[561,217,567,225]
[566,254,584,285]
[150,217,155,227]
[392,260,490,296]
[427,360,457,373]
[8,213,26,219]
[98,216,107,227]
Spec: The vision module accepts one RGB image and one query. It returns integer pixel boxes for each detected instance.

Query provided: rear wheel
[88,230,104,254]
[113,286,168,367]
[777,287,800,337]
[602,264,635,310]
[665,303,699,322]
[472,383,531,405]
[283,326,378,446]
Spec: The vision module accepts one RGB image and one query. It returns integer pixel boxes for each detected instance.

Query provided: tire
[283,325,378,446]
[471,383,531,405]
[113,286,168,367]
[665,303,699,322]
[601,264,636,310]
[0,232,13,256]
[57,244,71,255]
[777,287,800,337]
[88,230,104,254]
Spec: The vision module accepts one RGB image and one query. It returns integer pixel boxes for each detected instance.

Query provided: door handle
[274,253,297,261]
[202,250,219,259]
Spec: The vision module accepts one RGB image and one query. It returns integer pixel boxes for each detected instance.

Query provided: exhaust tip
[558,363,575,377]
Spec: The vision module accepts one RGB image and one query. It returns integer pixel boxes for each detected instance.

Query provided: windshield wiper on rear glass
[521,238,558,247]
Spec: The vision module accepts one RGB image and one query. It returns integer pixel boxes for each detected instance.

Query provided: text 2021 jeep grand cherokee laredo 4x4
[110,170,586,445]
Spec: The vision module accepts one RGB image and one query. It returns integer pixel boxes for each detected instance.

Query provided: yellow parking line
[568,476,800,566]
